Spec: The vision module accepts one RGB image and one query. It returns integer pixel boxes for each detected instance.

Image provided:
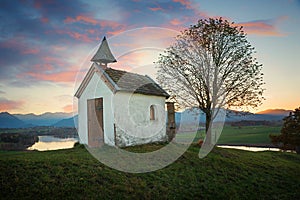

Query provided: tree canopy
[270,107,300,154]
[156,18,264,134]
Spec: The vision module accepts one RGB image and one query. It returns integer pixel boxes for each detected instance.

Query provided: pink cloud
[107,28,127,36]
[31,63,54,71]
[43,56,61,63]
[70,32,92,42]
[76,15,98,25]
[173,0,192,9]
[41,56,68,69]
[170,18,183,26]
[99,20,123,29]
[56,30,93,42]
[63,104,73,113]
[64,15,98,25]
[149,7,162,11]
[21,48,40,55]
[235,20,285,36]
[64,15,123,29]
[87,29,96,34]
[33,0,41,9]
[40,17,49,23]
[1,37,41,55]
[62,16,126,38]
[64,16,75,23]
[51,45,67,52]
[165,16,286,37]
[0,98,24,112]
[24,70,83,83]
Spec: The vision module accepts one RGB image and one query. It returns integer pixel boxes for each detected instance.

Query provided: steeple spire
[91,36,117,66]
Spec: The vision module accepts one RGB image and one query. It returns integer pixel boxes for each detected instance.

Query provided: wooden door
[87,98,104,147]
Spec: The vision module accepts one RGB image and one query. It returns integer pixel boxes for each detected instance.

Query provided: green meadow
[176,125,281,145]
[1,143,299,199]
[218,125,281,144]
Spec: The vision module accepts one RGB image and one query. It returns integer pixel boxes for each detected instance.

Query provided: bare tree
[156,18,264,136]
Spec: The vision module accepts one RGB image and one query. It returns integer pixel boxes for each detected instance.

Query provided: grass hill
[1,144,299,199]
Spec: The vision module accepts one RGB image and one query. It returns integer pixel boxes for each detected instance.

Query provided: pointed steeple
[91,36,117,65]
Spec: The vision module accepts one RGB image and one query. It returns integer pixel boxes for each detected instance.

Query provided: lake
[28,136,78,151]
[27,136,293,153]
[217,145,294,152]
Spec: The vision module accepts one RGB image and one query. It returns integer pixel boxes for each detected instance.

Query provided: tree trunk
[205,112,212,145]
[295,146,300,154]
[205,112,211,134]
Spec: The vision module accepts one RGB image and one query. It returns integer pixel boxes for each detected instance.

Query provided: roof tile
[104,68,169,98]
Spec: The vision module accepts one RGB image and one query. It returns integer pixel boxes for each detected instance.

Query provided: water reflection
[218,145,284,152]
[28,136,78,151]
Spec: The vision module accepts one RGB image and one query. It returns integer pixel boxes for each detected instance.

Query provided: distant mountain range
[0,109,292,128]
[53,115,78,128]
[175,108,290,125]
[0,112,30,128]
[256,109,292,116]
[14,112,73,126]
[0,112,75,128]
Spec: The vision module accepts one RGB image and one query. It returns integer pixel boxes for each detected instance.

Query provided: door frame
[87,97,104,147]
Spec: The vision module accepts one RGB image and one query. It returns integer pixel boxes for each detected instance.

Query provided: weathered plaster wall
[113,92,167,147]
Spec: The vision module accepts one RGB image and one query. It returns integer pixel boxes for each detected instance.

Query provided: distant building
[75,37,175,147]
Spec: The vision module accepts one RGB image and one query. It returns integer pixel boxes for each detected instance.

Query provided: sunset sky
[0,0,299,114]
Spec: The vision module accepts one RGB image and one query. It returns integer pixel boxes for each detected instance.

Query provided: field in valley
[176,125,281,146]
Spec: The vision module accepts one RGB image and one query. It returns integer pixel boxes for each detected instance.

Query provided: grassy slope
[1,144,299,200]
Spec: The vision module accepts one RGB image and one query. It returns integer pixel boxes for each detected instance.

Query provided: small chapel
[75,37,175,147]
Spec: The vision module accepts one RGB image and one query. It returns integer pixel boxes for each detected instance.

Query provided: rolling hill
[0,145,299,199]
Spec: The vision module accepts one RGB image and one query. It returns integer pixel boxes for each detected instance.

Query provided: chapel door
[87,98,104,147]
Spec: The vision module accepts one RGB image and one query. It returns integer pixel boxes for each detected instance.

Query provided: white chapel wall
[113,92,167,146]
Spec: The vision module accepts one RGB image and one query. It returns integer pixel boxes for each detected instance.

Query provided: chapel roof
[74,63,170,98]
[104,68,170,97]
[91,36,117,63]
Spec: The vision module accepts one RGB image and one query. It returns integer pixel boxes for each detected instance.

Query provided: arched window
[150,105,155,120]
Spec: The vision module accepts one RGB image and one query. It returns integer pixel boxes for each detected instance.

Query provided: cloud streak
[0,98,24,112]
[22,71,83,84]
[173,0,192,9]
[236,17,288,36]
[62,104,73,113]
